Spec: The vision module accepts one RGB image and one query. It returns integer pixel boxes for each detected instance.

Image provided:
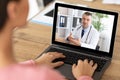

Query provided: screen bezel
[52,3,118,58]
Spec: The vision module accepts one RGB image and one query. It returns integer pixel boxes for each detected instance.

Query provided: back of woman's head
[0,0,19,31]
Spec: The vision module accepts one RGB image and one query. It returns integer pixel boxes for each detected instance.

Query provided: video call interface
[55,6,115,53]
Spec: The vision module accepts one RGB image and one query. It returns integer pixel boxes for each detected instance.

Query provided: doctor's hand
[70,38,81,46]
[67,33,74,41]
[35,52,65,68]
[72,59,98,80]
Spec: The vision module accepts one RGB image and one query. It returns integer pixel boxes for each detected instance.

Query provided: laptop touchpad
[56,64,75,80]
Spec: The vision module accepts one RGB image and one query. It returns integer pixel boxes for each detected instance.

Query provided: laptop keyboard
[47,47,107,72]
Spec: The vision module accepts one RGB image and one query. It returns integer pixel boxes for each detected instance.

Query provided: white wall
[28,0,43,20]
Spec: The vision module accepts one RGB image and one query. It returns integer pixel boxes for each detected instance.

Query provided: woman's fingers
[78,60,83,67]
[48,52,66,61]
[93,63,98,70]
[46,52,65,68]
[52,61,64,68]
[72,64,77,69]
[89,60,94,66]
[84,59,89,63]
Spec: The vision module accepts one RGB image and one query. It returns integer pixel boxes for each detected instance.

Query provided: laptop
[37,3,118,80]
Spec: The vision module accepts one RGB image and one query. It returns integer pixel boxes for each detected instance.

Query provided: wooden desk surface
[13,0,120,80]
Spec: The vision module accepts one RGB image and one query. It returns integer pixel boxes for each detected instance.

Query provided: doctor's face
[82,14,92,29]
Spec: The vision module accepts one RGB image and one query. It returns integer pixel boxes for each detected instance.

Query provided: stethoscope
[76,25,92,43]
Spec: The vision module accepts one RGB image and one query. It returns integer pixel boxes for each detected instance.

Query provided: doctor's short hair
[83,12,92,16]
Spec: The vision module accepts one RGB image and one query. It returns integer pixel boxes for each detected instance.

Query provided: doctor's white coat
[67,25,99,49]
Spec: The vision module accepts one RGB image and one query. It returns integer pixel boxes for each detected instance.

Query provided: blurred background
[28,0,54,20]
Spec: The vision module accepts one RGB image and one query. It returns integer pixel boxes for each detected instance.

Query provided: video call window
[55,7,115,53]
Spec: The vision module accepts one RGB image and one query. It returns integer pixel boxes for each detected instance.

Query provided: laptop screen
[52,3,118,57]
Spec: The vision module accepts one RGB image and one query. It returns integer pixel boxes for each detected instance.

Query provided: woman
[0,0,97,80]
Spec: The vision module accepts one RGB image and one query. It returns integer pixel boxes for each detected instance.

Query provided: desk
[13,0,120,80]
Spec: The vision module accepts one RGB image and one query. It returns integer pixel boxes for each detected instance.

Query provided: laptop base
[37,45,111,80]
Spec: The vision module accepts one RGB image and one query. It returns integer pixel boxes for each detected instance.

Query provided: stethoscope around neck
[76,25,92,43]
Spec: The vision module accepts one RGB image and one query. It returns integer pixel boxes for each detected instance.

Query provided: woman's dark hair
[0,0,19,31]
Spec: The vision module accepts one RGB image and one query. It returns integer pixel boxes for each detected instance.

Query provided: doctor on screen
[67,12,99,49]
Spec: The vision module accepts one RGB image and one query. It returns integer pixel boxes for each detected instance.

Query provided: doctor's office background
[55,7,115,53]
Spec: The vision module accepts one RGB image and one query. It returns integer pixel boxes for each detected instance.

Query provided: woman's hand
[72,59,97,79]
[35,52,65,68]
